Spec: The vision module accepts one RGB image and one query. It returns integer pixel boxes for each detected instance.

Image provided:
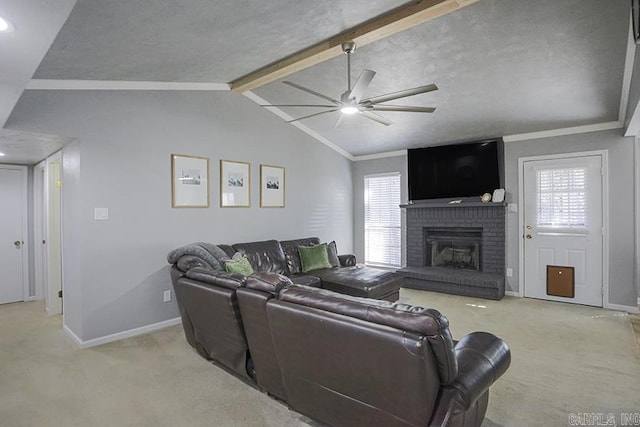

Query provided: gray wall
[7,90,353,341]
[504,128,636,306]
[626,45,640,127]
[353,128,637,307]
[351,155,408,266]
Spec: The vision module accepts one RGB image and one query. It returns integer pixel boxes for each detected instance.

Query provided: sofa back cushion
[231,239,288,275]
[279,237,320,274]
[268,289,442,427]
[278,285,458,384]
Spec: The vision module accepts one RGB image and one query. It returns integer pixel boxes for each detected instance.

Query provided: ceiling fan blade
[260,104,337,108]
[282,81,340,104]
[368,105,436,113]
[287,108,338,123]
[350,69,375,102]
[360,111,393,126]
[364,84,438,105]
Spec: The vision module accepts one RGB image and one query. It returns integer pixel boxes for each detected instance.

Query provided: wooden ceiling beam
[230,0,479,93]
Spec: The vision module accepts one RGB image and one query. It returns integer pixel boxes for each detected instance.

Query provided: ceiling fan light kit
[261,41,437,126]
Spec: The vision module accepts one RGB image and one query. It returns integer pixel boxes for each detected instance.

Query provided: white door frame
[0,164,30,301]
[33,161,46,301]
[45,152,63,315]
[518,150,610,307]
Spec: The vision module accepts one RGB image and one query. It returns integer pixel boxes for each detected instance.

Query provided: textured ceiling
[33,0,407,82]
[253,0,629,155]
[3,0,633,160]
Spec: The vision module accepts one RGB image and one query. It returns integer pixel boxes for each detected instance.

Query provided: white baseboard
[605,303,640,314]
[504,291,520,297]
[63,317,182,349]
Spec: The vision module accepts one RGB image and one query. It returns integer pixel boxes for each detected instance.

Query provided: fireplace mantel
[400,201,507,209]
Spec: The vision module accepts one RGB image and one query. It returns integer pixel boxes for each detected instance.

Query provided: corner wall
[7,89,353,341]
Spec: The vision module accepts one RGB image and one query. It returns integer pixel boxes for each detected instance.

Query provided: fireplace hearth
[398,201,506,300]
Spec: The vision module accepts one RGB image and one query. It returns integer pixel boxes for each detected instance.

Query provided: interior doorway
[0,164,29,304]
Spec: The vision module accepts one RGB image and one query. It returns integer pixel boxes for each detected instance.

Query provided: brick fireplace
[398,201,506,300]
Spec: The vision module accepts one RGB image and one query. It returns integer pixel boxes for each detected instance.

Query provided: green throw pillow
[224,257,254,277]
[299,243,332,273]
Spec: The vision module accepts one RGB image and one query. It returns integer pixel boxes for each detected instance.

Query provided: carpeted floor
[0,292,638,427]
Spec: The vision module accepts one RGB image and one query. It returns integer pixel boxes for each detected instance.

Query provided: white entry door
[522,154,604,307]
[0,165,28,304]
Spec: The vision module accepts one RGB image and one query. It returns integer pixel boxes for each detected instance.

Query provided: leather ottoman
[296,265,402,301]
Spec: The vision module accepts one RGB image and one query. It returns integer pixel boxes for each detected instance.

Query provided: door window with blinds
[536,167,587,229]
[364,173,401,267]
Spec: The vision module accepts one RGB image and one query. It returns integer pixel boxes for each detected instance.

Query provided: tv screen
[408,139,502,201]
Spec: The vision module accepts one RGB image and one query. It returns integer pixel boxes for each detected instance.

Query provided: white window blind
[364,173,401,267]
[536,167,587,228]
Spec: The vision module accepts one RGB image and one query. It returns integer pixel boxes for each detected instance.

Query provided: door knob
[14,240,22,248]
[525,234,532,239]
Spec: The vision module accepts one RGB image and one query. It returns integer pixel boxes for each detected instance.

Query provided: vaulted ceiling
[0,0,632,162]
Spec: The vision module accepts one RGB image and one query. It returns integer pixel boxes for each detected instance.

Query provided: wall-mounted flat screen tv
[408,138,503,201]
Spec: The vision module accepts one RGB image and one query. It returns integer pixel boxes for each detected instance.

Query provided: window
[536,167,587,228]
[364,173,401,267]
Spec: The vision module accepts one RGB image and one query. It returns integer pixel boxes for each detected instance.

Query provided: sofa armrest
[452,331,511,410]
[185,267,246,290]
[338,254,356,267]
[246,272,293,295]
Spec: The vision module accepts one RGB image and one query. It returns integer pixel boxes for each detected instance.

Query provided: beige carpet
[399,290,640,427]
[1,292,639,427]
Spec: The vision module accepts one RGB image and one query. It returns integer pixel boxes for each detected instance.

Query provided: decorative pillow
[298,243,332,273]
[326,241,339,267]
[224,256,254,277]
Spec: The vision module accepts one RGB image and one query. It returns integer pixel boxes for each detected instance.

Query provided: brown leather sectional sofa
[167,238,511,427]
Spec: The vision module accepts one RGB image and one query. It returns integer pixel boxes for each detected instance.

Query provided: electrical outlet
[506,268,513,277]
[163,290,172,302]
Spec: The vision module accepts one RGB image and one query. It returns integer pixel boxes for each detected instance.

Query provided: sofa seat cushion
[297,265,403,300]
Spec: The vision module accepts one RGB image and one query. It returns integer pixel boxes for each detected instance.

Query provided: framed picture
[171,154,209,208]
[220,160,250,207]
[260,164,285,208]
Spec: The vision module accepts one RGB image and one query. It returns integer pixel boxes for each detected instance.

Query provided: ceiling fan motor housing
[341,41,356,54]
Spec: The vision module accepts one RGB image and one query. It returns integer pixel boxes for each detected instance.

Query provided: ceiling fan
[261,41,437,127]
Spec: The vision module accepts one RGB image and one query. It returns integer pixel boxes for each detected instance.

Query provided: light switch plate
[94,208,109,220]
[508,203,517,213]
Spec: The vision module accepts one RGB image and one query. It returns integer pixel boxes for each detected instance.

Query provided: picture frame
[171,154,209,208]
[220,160,250,207]
[260,164,285,208]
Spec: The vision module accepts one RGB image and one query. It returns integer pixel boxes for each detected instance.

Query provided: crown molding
[502,121,623,143]
[353,150,407,161]
[26,79,230,91]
